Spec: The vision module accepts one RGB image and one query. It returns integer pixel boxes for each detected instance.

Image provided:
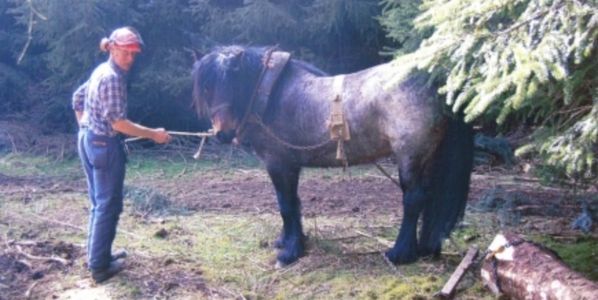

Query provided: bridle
[208,47,333,152]
[209,103,232,119]
[207,47,277,141]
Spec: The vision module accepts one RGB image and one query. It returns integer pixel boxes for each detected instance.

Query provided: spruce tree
[384,0,597,182]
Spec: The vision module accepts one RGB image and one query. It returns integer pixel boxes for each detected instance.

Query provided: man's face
[111,46,139,71]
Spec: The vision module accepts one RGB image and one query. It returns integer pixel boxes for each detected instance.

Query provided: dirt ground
[1,146,597,299]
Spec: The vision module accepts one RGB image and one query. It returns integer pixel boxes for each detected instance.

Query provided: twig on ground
[438,246,479,298]
[343,250,381,256]
[12,240,38,247]
[22,211,142,240]
[325,235,361,241]
[354,229,393,247]
[18,259,33,269]
[16,245,69,265]
[24,281,40,299]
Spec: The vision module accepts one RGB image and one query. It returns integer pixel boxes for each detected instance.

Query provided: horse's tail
[419,116,474,256]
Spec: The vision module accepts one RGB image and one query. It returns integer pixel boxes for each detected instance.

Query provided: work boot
[91,258,125,284]
[111,249,128,261]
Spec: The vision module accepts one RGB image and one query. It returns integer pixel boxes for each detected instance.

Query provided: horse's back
[265,61,445,166]
[341,64,446,160]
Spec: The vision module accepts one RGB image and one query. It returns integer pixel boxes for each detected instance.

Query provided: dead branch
[23,211,142,240]
[438,246,479,298]
[17,259,33,270]
[354,229,393,247]
[24,281,40,299]
[17,0,47,65]
[16,245,69,265]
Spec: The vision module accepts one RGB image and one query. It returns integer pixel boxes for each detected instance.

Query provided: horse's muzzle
[215,130,236,144]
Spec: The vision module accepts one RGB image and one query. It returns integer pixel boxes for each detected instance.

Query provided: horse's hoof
[274,233,307,249]
[273,237,284,249]
[276,251,301,267]
[418,245,441,258]
[275,260,287,269]
[385,249,418,265]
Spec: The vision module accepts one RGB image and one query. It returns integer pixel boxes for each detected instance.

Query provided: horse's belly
[303,140,393,167]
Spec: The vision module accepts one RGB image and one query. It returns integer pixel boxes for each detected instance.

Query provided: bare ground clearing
[0,146,596,299]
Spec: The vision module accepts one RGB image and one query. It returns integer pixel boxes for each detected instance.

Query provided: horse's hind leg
[419,118,474,257]
[385,155,432,264]
[266,162,305,266]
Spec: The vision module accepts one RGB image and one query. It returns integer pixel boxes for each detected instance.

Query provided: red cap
[109,27,143,52]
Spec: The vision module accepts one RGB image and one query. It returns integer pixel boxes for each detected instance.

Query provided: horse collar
[235,49,292,140]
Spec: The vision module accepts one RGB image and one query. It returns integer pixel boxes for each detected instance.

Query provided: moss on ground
[532,235,598,281]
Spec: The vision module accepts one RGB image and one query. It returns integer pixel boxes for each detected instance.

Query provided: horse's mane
[192,45,327,119]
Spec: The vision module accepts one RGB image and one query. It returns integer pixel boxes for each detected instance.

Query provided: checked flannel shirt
[72,60,128,137]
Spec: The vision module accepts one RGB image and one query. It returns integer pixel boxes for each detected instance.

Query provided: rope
[124,130,214,143]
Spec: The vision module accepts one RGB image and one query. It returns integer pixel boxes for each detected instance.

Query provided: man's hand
[112,119,171,144]
[151,128,171,144]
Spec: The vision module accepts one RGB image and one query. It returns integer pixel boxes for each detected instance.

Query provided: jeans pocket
[87,140,109,169]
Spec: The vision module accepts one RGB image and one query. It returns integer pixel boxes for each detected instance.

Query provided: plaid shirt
[72,60,127,136]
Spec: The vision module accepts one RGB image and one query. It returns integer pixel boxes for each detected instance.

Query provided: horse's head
[192,46,262,143]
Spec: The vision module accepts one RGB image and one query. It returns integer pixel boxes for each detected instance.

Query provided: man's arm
[112,119,171,144]
[72,81,88,125]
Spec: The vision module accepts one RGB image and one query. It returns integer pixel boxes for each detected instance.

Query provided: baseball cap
[109,27,144,52]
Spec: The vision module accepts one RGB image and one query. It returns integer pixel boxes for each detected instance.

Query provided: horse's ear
[229,48,245,70]
[186,47,205,62]
[193,49,205,62]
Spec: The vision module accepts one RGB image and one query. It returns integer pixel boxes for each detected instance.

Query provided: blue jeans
[77,128,126,270]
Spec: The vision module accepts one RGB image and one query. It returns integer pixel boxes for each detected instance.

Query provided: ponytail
[99,37,111,52]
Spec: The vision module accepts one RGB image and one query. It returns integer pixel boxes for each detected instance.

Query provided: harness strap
[236,48,292,140]
[254,51,291,118]
[328,75,350,165]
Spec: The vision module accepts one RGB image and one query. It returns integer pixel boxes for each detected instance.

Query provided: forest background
[1,0,596,184]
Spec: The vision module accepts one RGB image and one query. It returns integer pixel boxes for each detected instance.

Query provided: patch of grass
[0,152,80,177]
[378,275,442,299]
[124,185,193,217]
[125,148,262,180]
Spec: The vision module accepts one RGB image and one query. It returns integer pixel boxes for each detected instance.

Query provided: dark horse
[192,46,474,267]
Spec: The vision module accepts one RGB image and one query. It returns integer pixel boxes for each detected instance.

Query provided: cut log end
[481,232,598,300]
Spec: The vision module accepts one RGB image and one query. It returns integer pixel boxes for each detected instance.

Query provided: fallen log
[481,232,598,300]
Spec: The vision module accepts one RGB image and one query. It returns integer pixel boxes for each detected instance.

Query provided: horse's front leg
[385,156,431,264]
[266,162,305,266]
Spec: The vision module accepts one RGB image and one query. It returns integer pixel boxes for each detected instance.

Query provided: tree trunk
[481,232,598,300]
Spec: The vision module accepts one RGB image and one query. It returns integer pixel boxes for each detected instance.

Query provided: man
[72,26,171,283]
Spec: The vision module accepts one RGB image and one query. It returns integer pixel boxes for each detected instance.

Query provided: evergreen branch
[495,1,563,37]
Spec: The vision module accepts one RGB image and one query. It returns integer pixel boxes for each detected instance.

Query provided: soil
[1,150,596,299]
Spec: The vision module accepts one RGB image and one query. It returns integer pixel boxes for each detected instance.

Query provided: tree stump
[481,232,598,300]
